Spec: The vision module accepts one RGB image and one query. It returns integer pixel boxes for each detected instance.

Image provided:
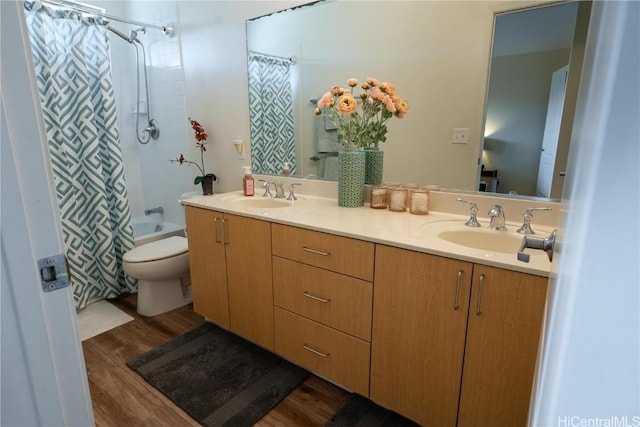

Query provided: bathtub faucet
[144,206,164,215]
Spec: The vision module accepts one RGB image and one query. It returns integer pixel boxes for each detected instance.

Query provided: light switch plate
[453,128,469,144]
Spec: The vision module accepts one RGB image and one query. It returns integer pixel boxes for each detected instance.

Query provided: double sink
[219,192,551,262]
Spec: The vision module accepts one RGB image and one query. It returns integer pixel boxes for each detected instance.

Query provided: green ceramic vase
[338,148,365,207]
[364,146,384,185]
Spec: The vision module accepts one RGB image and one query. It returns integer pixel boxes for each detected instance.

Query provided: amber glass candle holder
[370,185,389,209]
[409,188,429,215]
[388,187,408,212]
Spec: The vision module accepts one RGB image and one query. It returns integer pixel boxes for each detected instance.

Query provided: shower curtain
[248,53,296,176]
[24,2,137,310]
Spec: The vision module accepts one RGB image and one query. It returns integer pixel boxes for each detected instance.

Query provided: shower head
[107,25,145,44]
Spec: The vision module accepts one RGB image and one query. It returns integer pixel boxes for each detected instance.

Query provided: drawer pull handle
[222,218,229,245]
[476,274,485,316]
[213,218,221,243]
[302,246,331,256]
[303,291,330,303]
[454,270,462,310]
[303,344,329,358]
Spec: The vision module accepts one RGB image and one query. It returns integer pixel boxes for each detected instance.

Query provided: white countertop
[183,191,553,277]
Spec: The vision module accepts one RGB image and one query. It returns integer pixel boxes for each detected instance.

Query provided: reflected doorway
[481,1,591,198]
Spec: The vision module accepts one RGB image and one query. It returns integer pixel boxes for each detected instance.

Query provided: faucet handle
[457,198,481,227]
[517,207,552,235]
[287,183,302,201]
[259,180,273,197]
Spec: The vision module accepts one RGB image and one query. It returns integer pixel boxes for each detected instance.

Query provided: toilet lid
[124,236,188,263]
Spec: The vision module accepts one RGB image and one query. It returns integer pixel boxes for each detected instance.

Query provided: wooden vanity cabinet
[371,245,549,427]
[187,206,549,424]
[185,206,274,350]
[272,224,374,395]
[185,206,229,328]
[370,245,474,427]
[458,265,548,427]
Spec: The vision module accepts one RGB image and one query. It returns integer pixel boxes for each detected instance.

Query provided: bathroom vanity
[183,189,556,426]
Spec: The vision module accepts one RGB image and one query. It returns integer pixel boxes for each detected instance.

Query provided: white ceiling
[492,2,579,57]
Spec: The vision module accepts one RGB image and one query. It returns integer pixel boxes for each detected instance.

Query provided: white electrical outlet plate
[453,128,469,144]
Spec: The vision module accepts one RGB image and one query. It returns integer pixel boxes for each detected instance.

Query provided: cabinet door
[185,206,229,328]
[370,245,473,426]
[224,213,274,350]
[458,265,548,427]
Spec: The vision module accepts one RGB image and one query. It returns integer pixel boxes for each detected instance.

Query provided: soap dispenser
[282,162,290,177]
[242,166,255,196]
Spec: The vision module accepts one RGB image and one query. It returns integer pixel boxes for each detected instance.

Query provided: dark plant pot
[201,175,215,195]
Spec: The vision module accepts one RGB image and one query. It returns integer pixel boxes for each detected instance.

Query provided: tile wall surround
[108,1,194,228]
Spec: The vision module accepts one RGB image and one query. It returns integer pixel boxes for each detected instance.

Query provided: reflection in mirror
[246,1,589,201]
[482,1,590,199]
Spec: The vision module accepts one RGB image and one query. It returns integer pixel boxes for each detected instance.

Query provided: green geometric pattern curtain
[248,52,296,176]
[24,2,137,310]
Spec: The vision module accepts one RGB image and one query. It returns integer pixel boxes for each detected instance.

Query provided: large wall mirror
[246,0,591,201]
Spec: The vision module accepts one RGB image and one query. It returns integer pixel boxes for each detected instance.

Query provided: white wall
[532,0,640,421]
[105,0,562,212]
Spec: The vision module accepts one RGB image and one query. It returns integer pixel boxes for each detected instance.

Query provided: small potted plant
[171,117,217,195]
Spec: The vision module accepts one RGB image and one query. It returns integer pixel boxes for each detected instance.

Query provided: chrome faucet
[260,180,285,198]
[457,198,481,227]
[488,205,507,230]
[517,207,552,235]
[287,183,302,201]
[144,206,164,215]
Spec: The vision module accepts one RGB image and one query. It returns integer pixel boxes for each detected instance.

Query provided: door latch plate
[38,254,70,292]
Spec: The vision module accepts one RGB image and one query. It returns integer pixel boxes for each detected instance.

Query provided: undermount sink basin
[233,197,292,209]
[438,229,524,254]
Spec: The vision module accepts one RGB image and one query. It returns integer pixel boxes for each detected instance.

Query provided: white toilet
[123,235,192,317]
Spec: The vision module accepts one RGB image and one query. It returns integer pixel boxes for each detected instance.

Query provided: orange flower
[380,82,396,96]
[314,77,409,148]
[337,93,357,114]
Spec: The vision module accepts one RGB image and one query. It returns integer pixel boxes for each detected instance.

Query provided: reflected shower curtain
[25,2,136,310]
[248,53,296,175]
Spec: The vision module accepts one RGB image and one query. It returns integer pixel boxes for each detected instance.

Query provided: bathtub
[131,216,185,246]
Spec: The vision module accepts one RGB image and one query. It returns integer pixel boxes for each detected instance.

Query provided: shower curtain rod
[248,51,296,64]
[39,0,173,34]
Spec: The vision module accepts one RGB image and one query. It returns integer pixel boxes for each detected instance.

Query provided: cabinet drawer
[272,224,374,281]
[273,257,372,341]
[274,307,370,396]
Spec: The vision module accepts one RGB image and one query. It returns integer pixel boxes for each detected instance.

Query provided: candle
[409,188,429,215]
[389,187,408,212]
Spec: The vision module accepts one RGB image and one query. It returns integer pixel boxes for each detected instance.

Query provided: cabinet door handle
[303,344,329,358]
[213,218,221,243]
[476,273,485,316]
[302,246,331,256]
[302,291,330,303]
[454,270,462,310]
[222,218,229,245]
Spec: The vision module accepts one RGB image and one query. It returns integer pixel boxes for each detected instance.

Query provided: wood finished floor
[83,293,350,427]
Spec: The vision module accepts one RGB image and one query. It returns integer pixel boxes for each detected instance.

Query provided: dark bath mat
[127,322,308,427]
[325,393,420,427]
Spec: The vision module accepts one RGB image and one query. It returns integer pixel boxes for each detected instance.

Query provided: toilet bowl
[123,236,192,317]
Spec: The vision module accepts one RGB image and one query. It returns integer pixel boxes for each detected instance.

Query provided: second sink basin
[438,229,523,254]
[233,197,293,209]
